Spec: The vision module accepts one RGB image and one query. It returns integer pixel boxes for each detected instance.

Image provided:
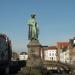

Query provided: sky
[0,0,75,53]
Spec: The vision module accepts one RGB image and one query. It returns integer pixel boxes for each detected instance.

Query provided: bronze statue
[28,14,39,40]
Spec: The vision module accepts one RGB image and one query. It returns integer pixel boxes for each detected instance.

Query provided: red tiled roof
[57,42,69,47]
[48,46,57,49]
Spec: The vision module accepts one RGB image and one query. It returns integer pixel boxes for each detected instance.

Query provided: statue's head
[31,14,36,18]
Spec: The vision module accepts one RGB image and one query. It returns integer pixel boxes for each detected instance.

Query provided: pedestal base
[16,40,44,75]
[16,67,42,75]
[27,40,42,68]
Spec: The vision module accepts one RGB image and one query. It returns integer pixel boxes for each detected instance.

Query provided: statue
[28,14,39,40]
[16,14,44,75]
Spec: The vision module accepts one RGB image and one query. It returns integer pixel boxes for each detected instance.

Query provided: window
[50,57,51,60]
[52,57,53,61]
[50,53,51,56]
[52,53,54,56]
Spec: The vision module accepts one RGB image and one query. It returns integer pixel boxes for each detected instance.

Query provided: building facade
[11,52,19,61]
[44,46,58,61]
[19,52,28,60]
[69,37,75,65]
[60,48,70,63]
[57,42,69,63]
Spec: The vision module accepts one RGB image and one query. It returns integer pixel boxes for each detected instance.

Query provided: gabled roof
[48,46,57,50]
[57,42,69,47]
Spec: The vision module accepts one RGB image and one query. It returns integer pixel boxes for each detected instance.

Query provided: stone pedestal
[26,40,42,68]
[16,40,44,75]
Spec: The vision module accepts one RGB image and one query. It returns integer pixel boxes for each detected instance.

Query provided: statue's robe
[28,18,39,40]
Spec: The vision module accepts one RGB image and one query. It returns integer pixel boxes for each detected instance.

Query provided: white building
[57,42,70,63]
[19,52,28,60]
[60,48,70,63]
[60,50,65,63]
[69,38,75,64]
[44,46,58,61]
[65,49,70,63]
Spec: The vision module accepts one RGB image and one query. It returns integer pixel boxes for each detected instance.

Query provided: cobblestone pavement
[9,73,75,75]
[3,70,75,75]
[13,72,75,75]
[15,71,75,75]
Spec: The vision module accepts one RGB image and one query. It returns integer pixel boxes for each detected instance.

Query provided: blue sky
[0,0,75,53]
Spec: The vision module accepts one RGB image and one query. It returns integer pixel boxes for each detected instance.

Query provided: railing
[43,61,75,71]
